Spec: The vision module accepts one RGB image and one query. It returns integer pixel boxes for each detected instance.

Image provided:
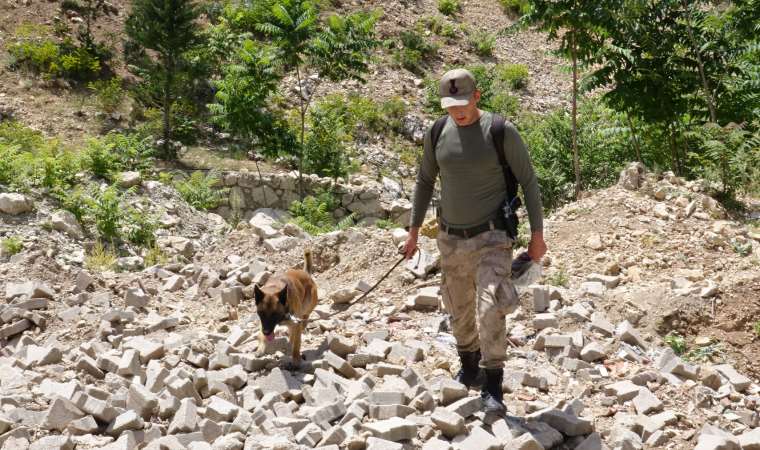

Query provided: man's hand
[402,227,420,260]
[527,231,547,262]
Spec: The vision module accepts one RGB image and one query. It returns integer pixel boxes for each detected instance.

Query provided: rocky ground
[1,164,759,449]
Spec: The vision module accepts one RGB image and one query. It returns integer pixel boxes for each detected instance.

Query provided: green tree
[522,0,610,199]
[256,0,379,195]
[125,0,202,159]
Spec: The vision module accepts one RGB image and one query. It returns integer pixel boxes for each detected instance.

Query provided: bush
[395,30,438,74]
[468,31,496,57]
[174,171,226,210]
[88,78,125,114]
[1,236,23,256]
[303,104,355,179]
[85,241,117,271]
[664,333,687,355]
[7,31,102,80]
[497,63,529,89]
[89,185,123,242]
[84,132,156,180]
[437,0,460,16]
[418,16,457,40]
[498,0,530,16]
[123,207,157,247]
[288,190,356,235]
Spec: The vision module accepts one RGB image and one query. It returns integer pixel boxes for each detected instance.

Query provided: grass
[144,244,168,267]
[664,333,687,355]
[1,236,23,256]
[85,241,117,271]
[754,321,760,338]
[469,31,496,57]
[546,265,569,287]
[375,219,400,230]
[437,0,460,16]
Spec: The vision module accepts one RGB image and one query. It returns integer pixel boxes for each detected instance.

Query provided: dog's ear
[254,284,264,305]
[278,286,288,306]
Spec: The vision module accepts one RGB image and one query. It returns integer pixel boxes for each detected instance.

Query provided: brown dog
[253,249,317,366]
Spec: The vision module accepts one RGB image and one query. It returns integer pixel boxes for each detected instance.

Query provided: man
[403,68,546,414]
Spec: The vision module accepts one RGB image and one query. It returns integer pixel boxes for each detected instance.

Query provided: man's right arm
[404,127,438,259]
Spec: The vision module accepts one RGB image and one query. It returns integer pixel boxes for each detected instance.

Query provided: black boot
[481,368,507,414]
[454,351,485,388]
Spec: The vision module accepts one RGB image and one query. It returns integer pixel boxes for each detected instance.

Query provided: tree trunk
[682,0,718,123]
[162,59,174,160]
[295,63,306,200]
[570,32,581,199]
[667,123,680,175]
[626,112,642,162]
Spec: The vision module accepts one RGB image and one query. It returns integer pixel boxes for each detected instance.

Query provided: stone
[263,236,299,252]
[327,334,357,357]
[714,364,751,392]
[439,379,468,405]
[619,162,645,190]
[632,388,663,414]
[107,410,144,436]
[532,285,550,312]
[366,437,404,450]
[220,287,243,307]
[362,417,417,441]
[533,313,559,330]
[529,408,593,437]
[580,281,605,297]
[329,288,360,305]
[125,287,150,308]
[118,171,142,188]
[5,281,54,299]
[25,345,62,366]
[324,350,358,378]
[587,273,620,288]
[369,404,415,420]
[51,210,84,238]
[43,397,85,431]
[580,342,606,362]
[604,380,640,402]
[0,193,33,215]
[589,312,615,337]
[616,320,648,349]
[694,434,740,450]
[575,432,603,450]
[127,383,158,420]
[452,425,501,450]
[738,428,760,450]
[29,435,74,450]
[205,396,239,422]
[431,407,465,438]
[446,397,482,418]
[585,234,604,250]
[507,433,545,450]
[167,397,198,434]
[163,275,185,292]
[296,423,324,447]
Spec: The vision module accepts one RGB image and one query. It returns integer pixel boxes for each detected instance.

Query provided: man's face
[446,90,481,126]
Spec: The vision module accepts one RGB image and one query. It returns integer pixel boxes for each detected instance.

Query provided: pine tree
[125,0,201,159]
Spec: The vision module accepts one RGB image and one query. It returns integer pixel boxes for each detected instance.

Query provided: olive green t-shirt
[409,111,543,232]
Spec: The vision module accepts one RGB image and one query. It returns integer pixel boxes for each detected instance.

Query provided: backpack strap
[430,115,449,153]
[490,114,521,211]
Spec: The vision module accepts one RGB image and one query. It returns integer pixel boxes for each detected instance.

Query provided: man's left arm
[502,123,547,261]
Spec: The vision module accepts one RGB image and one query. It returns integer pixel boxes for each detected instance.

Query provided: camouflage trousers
[437,229,519,369]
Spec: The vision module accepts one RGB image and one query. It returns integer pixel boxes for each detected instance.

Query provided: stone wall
[209,170,412,226]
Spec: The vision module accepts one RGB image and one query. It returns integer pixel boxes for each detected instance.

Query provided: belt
[440,217,507,239]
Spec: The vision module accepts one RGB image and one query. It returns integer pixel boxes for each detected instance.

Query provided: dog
[253,249,318,366]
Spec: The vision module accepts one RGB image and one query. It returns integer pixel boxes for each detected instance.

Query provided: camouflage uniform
[437,229,519,369]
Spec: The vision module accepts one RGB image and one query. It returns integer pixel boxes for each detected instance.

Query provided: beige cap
[439,68,476,108]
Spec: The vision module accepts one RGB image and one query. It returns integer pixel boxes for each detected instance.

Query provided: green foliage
[7,32,102,80]
[144,244,169,266]
[123,207,157,247]
[437,0,460,16]
[375,219,399,230]
[288,191,353,235]
[174,171,226,210]
[418,16,458,40]
[395,30,438,74]
[303,103,355,179]
[88,185,122,242]
[88,78,125,114]
[546,265,568,287]
[754,321,760,338]
[55,187,89,222]
[85,241,117,271]
[1,236,23,256]
[664,333,687,355]
[498,63,529,89]
[126,0,203,158]
[84,133,155,180]
[468,30,496,57]
[499,0,529,16]
[519,98,644,209]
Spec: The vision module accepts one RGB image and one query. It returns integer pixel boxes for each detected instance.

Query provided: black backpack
[430,113,522,237]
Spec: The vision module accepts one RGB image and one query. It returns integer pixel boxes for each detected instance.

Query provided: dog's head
[253,284,288,341]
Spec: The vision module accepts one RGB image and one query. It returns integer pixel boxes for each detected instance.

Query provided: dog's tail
[304,248,313,274]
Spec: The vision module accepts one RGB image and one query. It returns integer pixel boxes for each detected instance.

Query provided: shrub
[1,236,23,256]
[468,30,496,57]
[85,241,117,271]
[375,219,400,230]
[144,244,168,266]
[437,0,460,16]
[7,31,102,80]
[174,171,226,210]
[0,121,46,152]
[418,16,457,40]
[288,190,355,235]
[123,207,157,247]
[498,0,530,16]
[546,265,568,287]
[497,63,529,89]
[754,321,760,337]
[395,30,438,74]
[89,185,123,242]
[664,333,687,355]
[303,102,355,179]
[88,78,125,114]
[84,132,156,180]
